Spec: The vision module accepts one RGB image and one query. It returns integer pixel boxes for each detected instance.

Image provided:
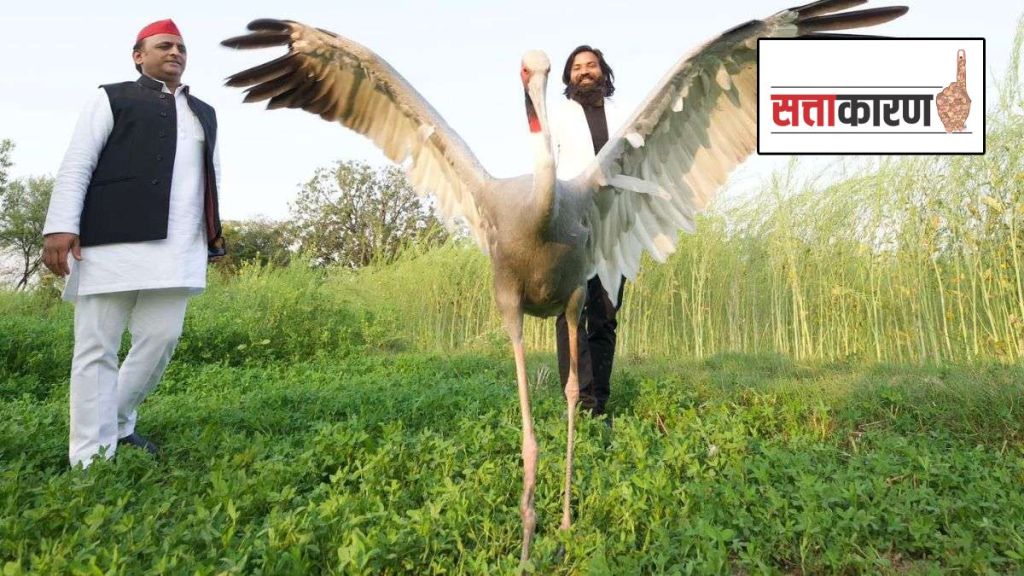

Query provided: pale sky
[1,1,1020,221]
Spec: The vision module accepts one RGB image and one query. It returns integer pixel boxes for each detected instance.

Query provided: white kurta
[43,82,219,301]
[551,97,626,181]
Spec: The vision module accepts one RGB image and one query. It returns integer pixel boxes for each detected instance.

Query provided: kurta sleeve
[551,115,561,167]
[43,88,114,236]
[552,100,566,167]
[213,139,221,200]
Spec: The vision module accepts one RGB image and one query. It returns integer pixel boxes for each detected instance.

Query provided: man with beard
[551,45,626,419]
[42,19,225,467]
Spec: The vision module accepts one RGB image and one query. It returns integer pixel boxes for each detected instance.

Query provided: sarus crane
[222,0,908,564]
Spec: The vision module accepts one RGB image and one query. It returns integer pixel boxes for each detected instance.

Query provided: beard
[567,75,607,107]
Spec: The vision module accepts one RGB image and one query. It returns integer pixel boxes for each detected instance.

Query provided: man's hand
[42,233,82,277]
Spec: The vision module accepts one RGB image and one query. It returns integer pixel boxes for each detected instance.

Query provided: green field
[2,279,1023,574]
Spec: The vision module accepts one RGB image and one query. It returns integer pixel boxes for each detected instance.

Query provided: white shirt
[552,97,626,181]
[44,80,219,301]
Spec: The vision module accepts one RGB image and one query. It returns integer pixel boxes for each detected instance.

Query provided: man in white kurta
[42,19,222,467]
[552,89,624,180]
[551,46,626,418]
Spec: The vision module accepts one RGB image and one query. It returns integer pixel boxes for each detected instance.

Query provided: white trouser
[69,289,189,467]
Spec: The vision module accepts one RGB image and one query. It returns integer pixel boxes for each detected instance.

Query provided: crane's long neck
[526,89,556,230]
[532,126,556,226]
[957,50,967,85]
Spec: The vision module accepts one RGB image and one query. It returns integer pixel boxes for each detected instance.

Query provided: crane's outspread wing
[222,19,497,252]
[575,0,908,302]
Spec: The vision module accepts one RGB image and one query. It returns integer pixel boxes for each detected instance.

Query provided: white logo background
[758,39,985,154]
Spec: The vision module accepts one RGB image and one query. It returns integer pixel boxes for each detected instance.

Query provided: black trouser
[555,275,625,415]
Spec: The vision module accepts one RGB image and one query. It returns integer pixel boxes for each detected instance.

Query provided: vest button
[156,154,163,161]
[160,111,168,117]
[151,179,159,185]
[159,131,167,138]
[159,94,167,99]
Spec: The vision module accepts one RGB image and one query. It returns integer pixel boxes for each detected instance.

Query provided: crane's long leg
[560,286,587,531]
[506,310,538,565]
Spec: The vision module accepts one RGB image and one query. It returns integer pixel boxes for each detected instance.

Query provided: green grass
[3,327,1023,574]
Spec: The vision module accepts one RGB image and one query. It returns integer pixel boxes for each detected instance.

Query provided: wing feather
[575,0,906,302]
[223,19,496,252]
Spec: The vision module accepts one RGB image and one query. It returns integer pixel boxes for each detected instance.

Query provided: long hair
[561,45,615,99]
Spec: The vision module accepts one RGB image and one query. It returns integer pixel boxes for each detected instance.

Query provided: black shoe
[579,394,599,412]
[587,406,612,427]
[118,432,159,456]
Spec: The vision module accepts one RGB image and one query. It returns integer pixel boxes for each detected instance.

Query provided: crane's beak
[524,71,548,135]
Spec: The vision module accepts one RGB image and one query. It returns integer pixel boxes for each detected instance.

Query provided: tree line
[0,140,449,289]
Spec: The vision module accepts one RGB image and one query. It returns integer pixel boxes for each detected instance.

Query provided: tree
[217,217,292,271]
[0,175,53,289]
[0,139,12,192]
[289,160,448,268]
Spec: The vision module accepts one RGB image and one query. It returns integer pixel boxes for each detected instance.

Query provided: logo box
[757,38,985,155]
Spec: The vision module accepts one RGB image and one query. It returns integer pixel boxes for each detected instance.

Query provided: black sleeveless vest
[79,75,222,251]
